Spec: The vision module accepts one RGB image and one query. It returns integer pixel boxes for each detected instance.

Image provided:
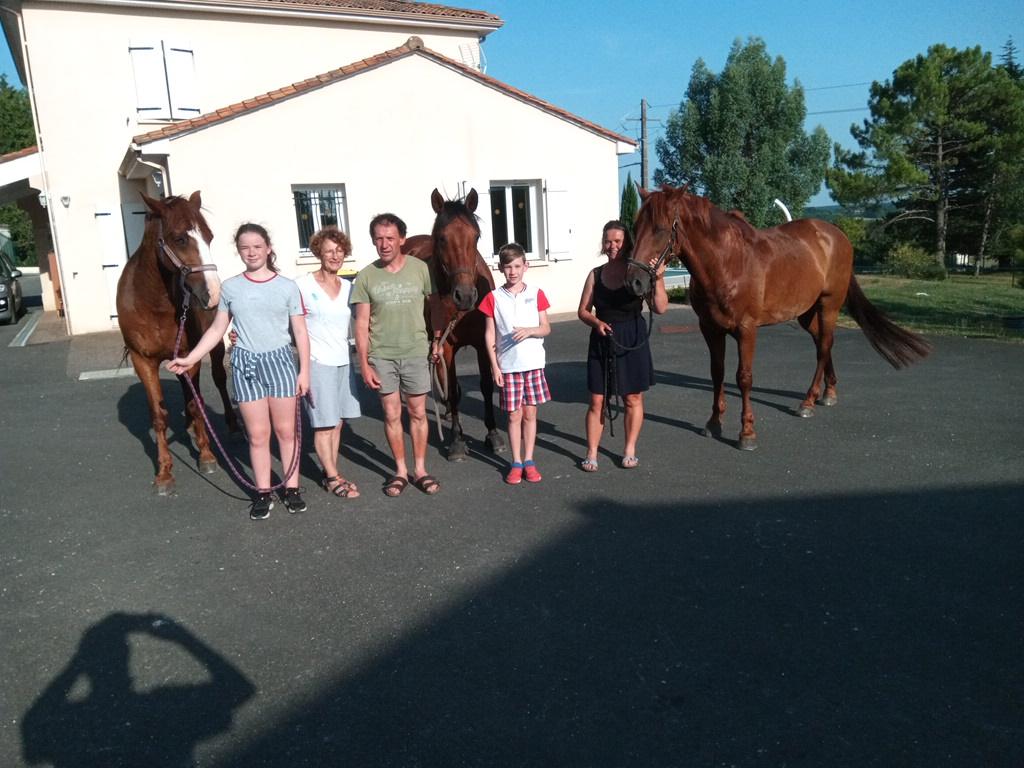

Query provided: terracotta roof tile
[212,0,501,24]
[132,38,634,147]
[0,145,39,164]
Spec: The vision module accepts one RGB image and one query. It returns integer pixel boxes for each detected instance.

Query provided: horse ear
[465,188,478,213]
[188,190,203,210]
[431,188,444,214]
[140,193,163,214]
[637,185,650,201]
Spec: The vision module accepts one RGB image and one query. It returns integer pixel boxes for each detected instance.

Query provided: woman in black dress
[577,220,668,470]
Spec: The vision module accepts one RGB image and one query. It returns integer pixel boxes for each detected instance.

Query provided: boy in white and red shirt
[480,243,552,484]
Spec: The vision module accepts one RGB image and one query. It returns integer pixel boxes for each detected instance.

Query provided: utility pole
[640,98,649,189]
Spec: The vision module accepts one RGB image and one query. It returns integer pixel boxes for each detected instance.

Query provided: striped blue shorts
[231,345,298,402]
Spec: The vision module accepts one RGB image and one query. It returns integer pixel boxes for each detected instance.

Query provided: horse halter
[627,215,680,287]
[155,218,218,308]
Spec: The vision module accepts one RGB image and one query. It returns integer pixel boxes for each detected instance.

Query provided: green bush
[885,242,946,280]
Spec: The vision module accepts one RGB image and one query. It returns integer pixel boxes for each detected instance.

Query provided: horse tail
[844,275,931,368]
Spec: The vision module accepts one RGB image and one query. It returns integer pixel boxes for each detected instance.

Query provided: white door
[96,205,130,323]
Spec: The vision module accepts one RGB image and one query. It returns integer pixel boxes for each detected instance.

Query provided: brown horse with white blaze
[626,184,930,450]
[404,188,505,459]
[116,191,237,493]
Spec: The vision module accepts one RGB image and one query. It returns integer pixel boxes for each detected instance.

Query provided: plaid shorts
[499,368,551,412]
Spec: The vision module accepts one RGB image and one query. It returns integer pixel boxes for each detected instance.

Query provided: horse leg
[182,363,218,475]
[479,346,506,454]
[796,306,838,417]
[735,327,758,451]
[700,323,727,440]
[209,341,240,432]
[129,352,176,494]
[445,350,468,461]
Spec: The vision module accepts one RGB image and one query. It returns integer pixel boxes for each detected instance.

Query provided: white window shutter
[121,202,148,257]
[96,205,129,318]
[165,42,200,120]
[129,40,170,119]
[543,180,573,262]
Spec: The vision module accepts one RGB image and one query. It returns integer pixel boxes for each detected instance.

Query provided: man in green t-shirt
[351,213,440,497]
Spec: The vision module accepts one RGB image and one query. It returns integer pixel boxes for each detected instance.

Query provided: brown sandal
[382,475,409,497]
[323,475,360,498]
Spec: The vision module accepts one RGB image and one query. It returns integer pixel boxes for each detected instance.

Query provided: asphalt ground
[1,304,1022,767]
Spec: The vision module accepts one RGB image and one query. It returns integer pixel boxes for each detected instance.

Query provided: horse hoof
[447,440,468,461]
[821,395,838,407]
[797,406,815,418]
[702,423,723,439]
[485,430,507,454]
[737,437,758,451]
[199,460,218,475]
[154,481,176,497]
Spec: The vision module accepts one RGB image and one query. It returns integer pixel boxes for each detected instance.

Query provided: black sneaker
[282,487,307,514]
[249,492,273,520]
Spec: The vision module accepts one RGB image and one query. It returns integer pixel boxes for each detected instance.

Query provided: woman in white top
[299,226,362,498]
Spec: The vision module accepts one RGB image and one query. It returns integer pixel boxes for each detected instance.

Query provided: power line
[805,81,872,91]
[807,107,870,115]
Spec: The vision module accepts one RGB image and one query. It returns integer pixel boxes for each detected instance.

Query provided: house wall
[161,55,620,315]
[18,2,487,333]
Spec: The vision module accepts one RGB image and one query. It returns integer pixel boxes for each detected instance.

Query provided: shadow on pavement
[22,613,254,767]
[195,483,1020,767]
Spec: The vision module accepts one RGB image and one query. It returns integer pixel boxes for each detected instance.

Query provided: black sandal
[412,474,440,495]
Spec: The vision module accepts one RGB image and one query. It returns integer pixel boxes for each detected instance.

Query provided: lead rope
[170,275,302,494]
[429,316,459,442]
[601,297,657,438]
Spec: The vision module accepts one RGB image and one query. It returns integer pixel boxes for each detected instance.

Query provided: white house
[0,0,635,335]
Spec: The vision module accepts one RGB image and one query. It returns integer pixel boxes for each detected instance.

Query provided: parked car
[0,252,24,324]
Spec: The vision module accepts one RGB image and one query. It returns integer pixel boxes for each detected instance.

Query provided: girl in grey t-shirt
[167,223,310,520]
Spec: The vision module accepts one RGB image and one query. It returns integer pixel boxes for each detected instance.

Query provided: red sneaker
[505,463,523,484]
[523,461,542,483]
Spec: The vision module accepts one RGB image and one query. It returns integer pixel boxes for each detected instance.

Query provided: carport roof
[131,37,635,148]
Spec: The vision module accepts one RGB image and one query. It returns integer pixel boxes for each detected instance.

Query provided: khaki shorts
[369,355,431,396]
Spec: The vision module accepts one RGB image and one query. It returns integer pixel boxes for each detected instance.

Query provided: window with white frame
[484,179,573,262]
[488,181,540,258]
[292,186,349,251]
[129,40,200,121]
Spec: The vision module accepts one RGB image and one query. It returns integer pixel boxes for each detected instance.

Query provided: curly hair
[309,225,352,260]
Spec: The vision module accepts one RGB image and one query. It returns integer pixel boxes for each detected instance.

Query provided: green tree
[619,172,639,234]
[0,74,34,153]
[0,74,37,265]
[654,37,830,226]
[1001,36,1022,81]
[827,45,1024,268]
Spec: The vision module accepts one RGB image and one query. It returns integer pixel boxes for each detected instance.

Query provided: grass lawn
[669,273,1024,339]
[846,273,1024,338]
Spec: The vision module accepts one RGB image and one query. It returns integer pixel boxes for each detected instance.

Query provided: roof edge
[132,37,635,148]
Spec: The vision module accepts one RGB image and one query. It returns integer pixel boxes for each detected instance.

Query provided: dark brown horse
[626,184,930,450]
[116,192,237,493]
[404,188,505,459]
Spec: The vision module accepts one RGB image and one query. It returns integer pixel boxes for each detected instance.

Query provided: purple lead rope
[171,288,302,494]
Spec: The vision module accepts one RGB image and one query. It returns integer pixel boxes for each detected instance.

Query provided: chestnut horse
[116,192,237,493]
[404,188,505,459]
[626,184,930,450]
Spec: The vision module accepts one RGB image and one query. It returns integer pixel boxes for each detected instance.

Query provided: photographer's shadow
[22,612,254,768]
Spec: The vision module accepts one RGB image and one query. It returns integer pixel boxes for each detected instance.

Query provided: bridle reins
[625,215,679,283]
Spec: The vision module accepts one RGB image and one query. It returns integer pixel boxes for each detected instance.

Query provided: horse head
[142,191,220,310]
[430,188,481,311]
[627,184,682,297]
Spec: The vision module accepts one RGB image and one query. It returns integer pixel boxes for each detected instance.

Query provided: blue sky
[2,1,1021,204]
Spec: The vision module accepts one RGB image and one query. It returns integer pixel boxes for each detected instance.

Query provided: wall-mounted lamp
[60,196,70,208]
[151,170,164,195]
[38,192,47,208]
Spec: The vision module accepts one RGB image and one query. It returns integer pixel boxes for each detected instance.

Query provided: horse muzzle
[451,285,478,311]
